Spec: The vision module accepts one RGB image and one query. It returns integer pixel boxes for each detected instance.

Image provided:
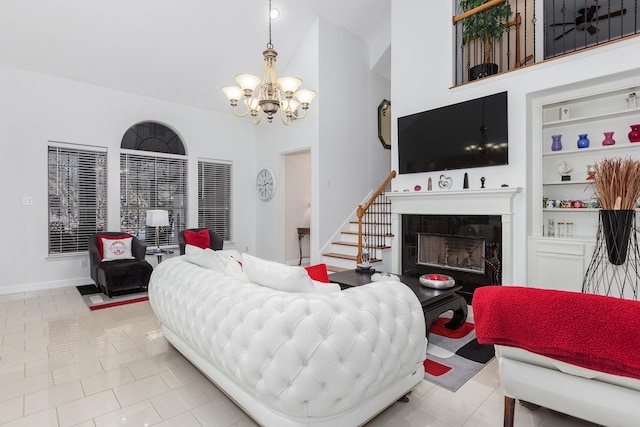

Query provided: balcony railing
[453,0,640,86]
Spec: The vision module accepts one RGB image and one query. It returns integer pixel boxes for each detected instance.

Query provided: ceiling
[0,0,390,113]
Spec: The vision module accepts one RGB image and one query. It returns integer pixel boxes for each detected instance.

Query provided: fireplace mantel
[387,187,522,215]
[387,187,522,285]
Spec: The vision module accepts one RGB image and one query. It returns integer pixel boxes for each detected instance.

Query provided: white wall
[0,64,256,294]
[316,19,392,254]
[391,0,640,285]
[255,18,391,264]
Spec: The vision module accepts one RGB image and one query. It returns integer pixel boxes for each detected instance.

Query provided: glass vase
[550,135,562,151]
[577,134,590,149]
[629,124,640,143]
[601,132,615,146]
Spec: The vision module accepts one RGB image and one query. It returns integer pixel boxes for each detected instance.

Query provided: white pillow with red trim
[102,237,134,261]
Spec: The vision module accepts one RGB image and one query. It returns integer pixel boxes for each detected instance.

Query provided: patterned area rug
[76,285,148,311]
[423,315,495,392]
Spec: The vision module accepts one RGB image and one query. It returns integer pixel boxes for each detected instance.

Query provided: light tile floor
[0,287,600,427]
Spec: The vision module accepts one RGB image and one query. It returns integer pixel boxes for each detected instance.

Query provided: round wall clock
[256,168,276,201]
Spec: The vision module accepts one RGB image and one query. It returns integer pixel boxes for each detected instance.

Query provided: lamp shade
[222,86,243,101]
[235,74,261,91]
[277,76,302,93]
[294,89,317,105]
[146,210,169,227]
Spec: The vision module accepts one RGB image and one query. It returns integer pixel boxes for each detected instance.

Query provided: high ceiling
[0,0,390,113]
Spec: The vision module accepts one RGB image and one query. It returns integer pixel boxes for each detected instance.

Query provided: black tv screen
[398,91,508,174]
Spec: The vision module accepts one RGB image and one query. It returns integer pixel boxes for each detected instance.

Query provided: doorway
[283,149,311,265]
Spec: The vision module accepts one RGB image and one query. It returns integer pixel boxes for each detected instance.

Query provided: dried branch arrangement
[594,157,640,210]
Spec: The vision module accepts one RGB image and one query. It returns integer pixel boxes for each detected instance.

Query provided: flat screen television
[398,91,508,174]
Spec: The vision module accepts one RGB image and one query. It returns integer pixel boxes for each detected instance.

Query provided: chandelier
[221,0,317,125]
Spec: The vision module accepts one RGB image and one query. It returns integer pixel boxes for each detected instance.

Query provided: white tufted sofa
[149,255,427,427]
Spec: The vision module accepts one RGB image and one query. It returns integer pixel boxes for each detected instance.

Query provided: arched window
[121,122,186,154]
[120,122,187,247]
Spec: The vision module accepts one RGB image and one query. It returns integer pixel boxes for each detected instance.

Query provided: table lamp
[146,209,169,250]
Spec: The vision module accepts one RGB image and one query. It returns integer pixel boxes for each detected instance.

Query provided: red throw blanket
[473,286,640,380]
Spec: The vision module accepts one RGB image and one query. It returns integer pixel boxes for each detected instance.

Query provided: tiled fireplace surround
[387,188,521,302]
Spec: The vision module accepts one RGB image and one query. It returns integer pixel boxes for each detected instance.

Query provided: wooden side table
[297,227,310,265]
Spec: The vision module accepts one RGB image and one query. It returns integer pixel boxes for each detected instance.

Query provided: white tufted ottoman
[149,255,427,427]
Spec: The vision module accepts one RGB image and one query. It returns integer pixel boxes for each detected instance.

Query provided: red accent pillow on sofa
[184,229,211,249]
[305,263,330,283]
[97,234,130,259]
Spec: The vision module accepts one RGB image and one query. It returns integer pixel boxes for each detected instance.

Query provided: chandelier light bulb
[246,97,261,111]
[282,98,300,113]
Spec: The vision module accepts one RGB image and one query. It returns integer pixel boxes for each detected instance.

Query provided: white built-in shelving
[528,80,640,292]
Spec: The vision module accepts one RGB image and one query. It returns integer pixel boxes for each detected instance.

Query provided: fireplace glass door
[417,233,486,274]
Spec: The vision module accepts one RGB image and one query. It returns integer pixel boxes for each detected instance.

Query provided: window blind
[48,145,107,254]
[198,160,232,241]
[120,152,187,246]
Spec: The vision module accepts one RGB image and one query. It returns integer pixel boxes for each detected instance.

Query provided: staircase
[322,171,396,272]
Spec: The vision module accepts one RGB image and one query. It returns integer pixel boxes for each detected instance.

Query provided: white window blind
[120,152,187,246]
[198,160,232,241]
[48,145,107,254]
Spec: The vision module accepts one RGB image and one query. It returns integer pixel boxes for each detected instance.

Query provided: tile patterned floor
[0,287,600,426]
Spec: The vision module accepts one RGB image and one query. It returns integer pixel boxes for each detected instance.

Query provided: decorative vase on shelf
[551,134,562,151]
[602,132,616,146]
[629,124,640,143]
[577,134,590,149]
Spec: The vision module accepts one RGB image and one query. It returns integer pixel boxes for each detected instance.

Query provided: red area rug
[423,316,495,392]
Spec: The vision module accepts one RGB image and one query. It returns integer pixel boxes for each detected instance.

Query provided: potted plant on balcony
[459,0,513,81]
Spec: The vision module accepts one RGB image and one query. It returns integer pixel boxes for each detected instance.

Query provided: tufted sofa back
[149,256,427,418]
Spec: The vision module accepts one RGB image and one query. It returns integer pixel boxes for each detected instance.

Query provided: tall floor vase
[583,210,639,300]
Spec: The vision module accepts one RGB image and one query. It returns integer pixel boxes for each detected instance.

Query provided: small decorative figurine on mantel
[627,91,637,109]
[438,174,452,190]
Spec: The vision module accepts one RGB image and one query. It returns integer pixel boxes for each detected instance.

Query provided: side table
[146,249,174,264]
[297,227,310,265]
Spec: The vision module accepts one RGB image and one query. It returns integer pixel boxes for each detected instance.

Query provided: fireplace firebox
[402,214,501,303]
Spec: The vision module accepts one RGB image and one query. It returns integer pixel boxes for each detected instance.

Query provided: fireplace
[418,234,486,274]
[402,214,502,303]
[387,187,521,304]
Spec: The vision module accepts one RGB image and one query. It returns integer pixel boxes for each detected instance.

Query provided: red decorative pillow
[305,263,330,283]
[97,234,130,259]
[183,229,211,249]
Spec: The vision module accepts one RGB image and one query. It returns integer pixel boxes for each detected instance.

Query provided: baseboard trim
[0,277,91,296]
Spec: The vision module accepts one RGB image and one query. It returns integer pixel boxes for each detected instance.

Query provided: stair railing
[356,170,396,265]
